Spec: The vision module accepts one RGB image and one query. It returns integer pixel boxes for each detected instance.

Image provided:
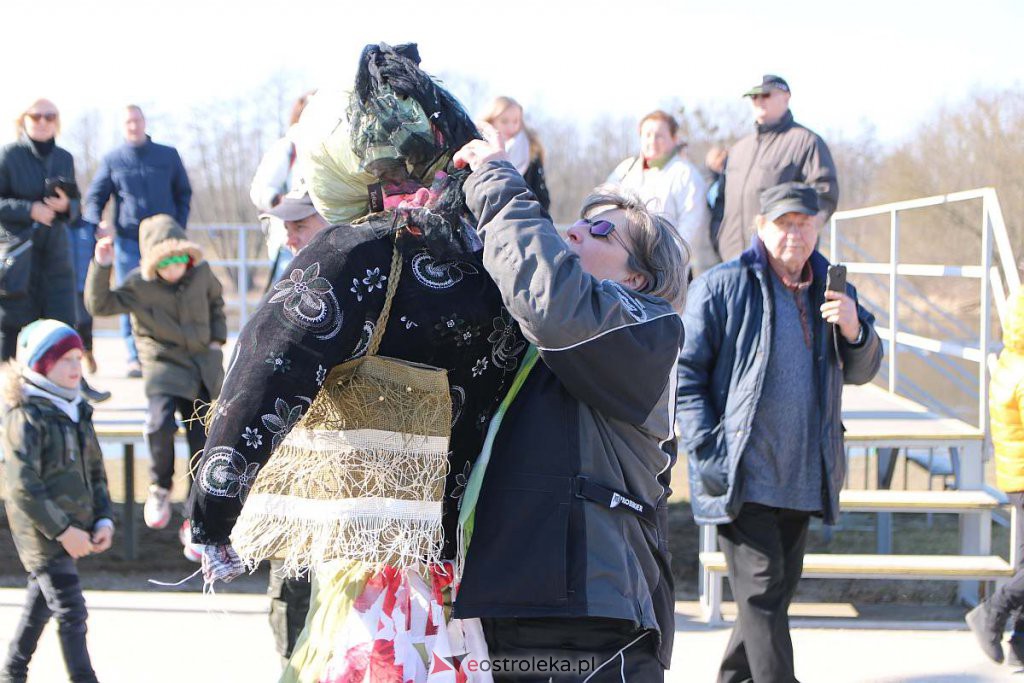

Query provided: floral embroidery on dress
[242,427,263,449]
[471,357,489,378]
[434,314,480,348]
[198,447,260,503]
[450,461,471,502]
[349,320,374,360]
[316,364,327,387]
[411,251,479,290]
[350,277,364,302]
[449,385,466,427]
[488,311,527,372]
[264,352,291,374]
[400,315,418,329]
[605,281,648,322]
[261,396,311,450]
[363,267,386,292]
[351,267,387,302]
[269,263,344,339]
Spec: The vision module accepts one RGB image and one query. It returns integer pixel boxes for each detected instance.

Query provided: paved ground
[0,587,1014,683]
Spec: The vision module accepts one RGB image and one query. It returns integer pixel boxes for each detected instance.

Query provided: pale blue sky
[0,0,1021,146]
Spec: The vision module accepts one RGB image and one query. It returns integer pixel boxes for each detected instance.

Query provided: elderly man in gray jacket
[679,182,882,683]
[452,139,688,681]
[717,75,839,262]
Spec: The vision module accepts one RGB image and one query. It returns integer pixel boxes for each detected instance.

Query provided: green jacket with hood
[2,369,113,573]
[85,213,226,400]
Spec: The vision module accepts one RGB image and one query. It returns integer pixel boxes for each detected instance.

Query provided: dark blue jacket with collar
[83,136,191,241]
[677,238,882,526]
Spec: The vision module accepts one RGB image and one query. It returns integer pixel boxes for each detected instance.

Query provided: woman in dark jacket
[0,98,77,360]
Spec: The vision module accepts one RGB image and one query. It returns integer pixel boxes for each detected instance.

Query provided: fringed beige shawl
[232,243,451,574]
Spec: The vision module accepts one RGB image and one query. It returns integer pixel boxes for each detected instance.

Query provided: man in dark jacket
[678,182,882,682]
[717,75,839,262]
[83,105,192,376]
[452,140,687,681]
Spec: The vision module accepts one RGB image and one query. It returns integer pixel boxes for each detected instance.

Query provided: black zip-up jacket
[0,138,78,328]
[678,238,882,526]
[453,162,683,668]
[718,110,839,261]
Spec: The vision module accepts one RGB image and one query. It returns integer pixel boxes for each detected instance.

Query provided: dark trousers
[267,561,312,662]
[0,326,22,362]
[989,492,1024,632]
[717,503,811,683]
[481,617,663,682]
[145,391,209,491]
[2,555,97,683]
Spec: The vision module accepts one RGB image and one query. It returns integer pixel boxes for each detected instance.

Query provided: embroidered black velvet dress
[187,216,527,558]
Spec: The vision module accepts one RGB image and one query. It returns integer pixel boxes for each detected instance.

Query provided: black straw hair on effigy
[353,42,480,157]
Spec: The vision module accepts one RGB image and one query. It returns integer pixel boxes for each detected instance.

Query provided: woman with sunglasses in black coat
[0,98,78,360]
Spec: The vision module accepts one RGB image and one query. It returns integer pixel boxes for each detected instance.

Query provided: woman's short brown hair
[638,110,678,137]
[581,188,690,312]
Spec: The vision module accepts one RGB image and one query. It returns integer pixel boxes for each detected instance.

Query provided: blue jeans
[114,237,141,362]
[2,555,97,683]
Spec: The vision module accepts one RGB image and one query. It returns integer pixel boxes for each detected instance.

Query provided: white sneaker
[179,520,202,563]
[144,485,171,530]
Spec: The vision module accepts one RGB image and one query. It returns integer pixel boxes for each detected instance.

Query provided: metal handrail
[188,223,271,329]
[830,187,1018,434]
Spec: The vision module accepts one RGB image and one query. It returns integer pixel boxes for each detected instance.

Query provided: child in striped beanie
[16,319,86,402]
[2,318,113,683]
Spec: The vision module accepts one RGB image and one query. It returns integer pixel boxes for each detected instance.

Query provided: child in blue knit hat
[1,319,113,683]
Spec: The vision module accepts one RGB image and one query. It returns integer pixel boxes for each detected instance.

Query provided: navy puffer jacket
[677,239,882,525]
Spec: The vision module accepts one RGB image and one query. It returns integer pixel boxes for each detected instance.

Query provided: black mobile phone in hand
[826,264,847,294]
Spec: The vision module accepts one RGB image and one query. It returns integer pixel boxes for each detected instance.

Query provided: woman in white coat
[607,110,716,276]
[250,91,314,285]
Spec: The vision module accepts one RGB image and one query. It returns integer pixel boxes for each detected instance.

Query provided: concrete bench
[697,487,1013,624]
[94,422,185,561]
[699,551,1014,623]
[838,489,1005,512]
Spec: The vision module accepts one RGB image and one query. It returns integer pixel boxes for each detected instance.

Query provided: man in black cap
[678,181,881,682]
[716,75,839,263]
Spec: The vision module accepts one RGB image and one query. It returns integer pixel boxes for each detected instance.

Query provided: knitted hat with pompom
[16,319,84,377]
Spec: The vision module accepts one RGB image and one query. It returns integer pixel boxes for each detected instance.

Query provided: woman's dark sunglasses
[26,112,58,123]
[572,218,616,237]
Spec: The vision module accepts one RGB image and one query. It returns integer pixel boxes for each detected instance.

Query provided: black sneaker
[127,360,143,378]
[966,603,1005,663]
[80,378,112,403]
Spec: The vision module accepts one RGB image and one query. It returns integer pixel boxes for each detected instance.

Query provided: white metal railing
[189,223,273,329]
[830,187,1019,434]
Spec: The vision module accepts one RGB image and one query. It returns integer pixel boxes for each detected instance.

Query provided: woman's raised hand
[453,137,508,172]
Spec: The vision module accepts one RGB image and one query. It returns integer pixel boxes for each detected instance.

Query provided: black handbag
[0,231,35,299]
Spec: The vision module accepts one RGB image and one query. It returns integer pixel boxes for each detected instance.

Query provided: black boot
[966,601,1007,663]
[80,377,111,403]
[1007,634,1024,669]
